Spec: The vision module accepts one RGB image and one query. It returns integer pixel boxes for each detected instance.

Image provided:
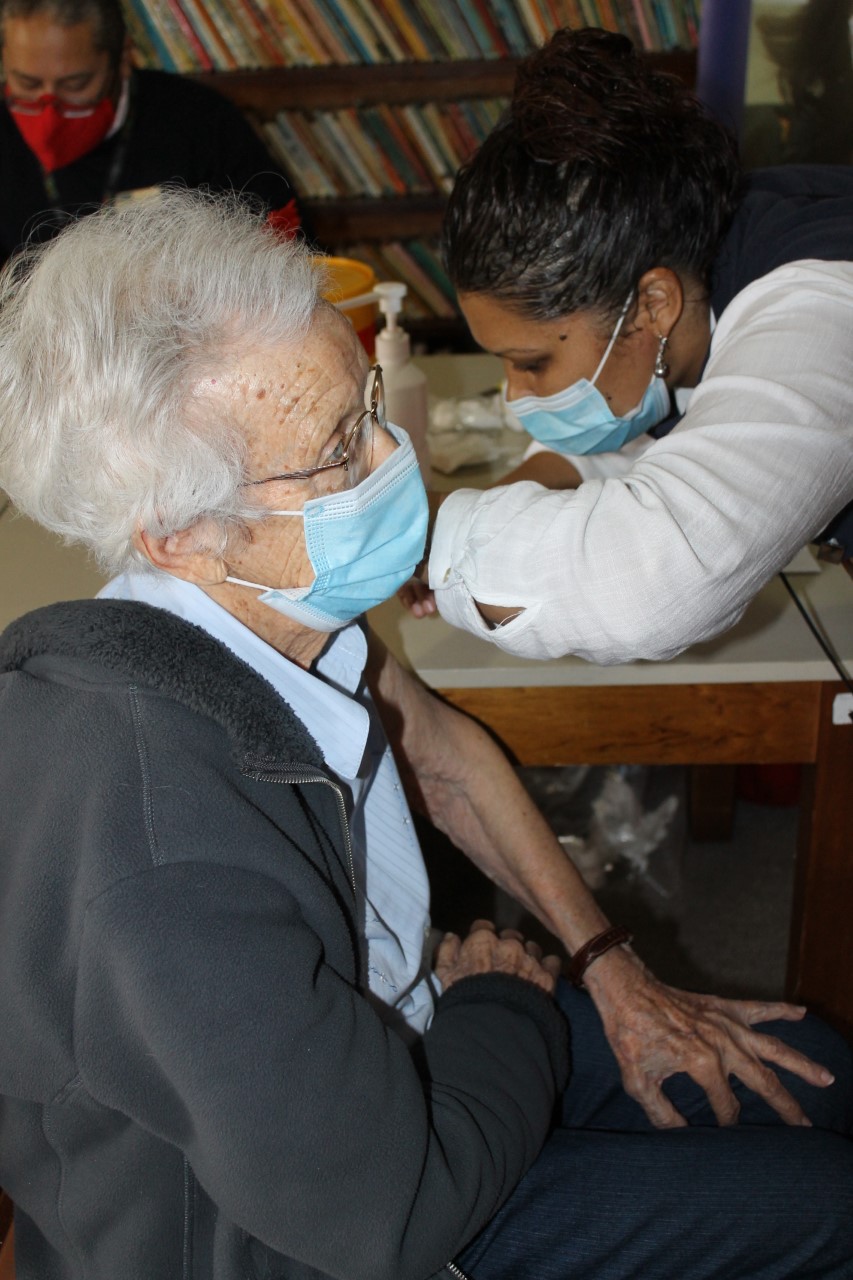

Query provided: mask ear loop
[590,290,634,387]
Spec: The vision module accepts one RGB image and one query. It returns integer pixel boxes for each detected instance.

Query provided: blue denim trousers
[458,981,853,1280]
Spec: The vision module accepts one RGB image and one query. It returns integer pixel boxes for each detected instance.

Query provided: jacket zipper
[245,763,357,896]
[251,763,473,1280]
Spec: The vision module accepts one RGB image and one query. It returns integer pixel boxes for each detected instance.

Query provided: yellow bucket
[317,256,377,357]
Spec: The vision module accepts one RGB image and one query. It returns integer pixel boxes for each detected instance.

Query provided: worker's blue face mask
[505,295,670,455]
[228,424,428,633]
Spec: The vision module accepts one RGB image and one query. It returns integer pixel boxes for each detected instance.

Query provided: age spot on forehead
[256,388,266,400]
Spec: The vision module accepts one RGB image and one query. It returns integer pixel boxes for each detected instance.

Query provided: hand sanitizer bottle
[374,281,431,484]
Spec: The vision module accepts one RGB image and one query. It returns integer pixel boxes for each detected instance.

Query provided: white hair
[0,188,323,573]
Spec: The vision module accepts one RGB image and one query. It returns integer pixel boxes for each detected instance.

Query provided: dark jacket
[0,599,568,1280]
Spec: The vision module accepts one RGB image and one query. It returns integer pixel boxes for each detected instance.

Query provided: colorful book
[348,0,408,60]
[178,0,237,67]
[488,0,533,55]
[399,105,454,192]
[123,0,176,69]
[228,0,288,65]
[264,115,338,195]
[284,0,344,62]
[381,241,458,316]
[515,0,549,46]
[354,110,410,193]
[375,104,435,190]
[162,0,213,69]
[467,0,511,56]
[405,238,457,306]
[386,0,445,59]
[200,0,254,65]
[630,0,656,50]
[330,109,388,194]
[320,0,382,61]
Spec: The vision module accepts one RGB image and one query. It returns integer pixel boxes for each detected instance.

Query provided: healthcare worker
[421,26,853,664]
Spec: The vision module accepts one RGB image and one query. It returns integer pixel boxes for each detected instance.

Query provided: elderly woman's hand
[585,948,835,1128]
[435,920,562,997]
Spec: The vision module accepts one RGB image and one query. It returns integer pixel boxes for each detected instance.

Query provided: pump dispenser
[374,281,431,483]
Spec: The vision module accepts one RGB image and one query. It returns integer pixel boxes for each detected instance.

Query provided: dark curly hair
[444,27,743,325]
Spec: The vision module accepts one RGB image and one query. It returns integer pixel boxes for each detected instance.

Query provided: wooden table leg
[787,682,853,1040]
[688,765,737,842]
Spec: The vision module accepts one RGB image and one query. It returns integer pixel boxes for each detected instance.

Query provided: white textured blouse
[429,260,853,665]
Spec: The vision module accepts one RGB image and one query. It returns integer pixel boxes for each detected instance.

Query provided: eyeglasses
[247,365,386,490]
[6,94,104,119]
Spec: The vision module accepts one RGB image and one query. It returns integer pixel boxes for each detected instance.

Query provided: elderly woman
[1,191,852,1280]
[422,27,853,663]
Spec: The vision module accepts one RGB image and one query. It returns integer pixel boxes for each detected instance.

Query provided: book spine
[321,0,380,61]
[630,0,655,50]
[358,109,411,192]
[309,111,366,192]
[467,0,511,56]
[331,108,387,194]
[347,0,407,59]
[515,0,549,47]
[142,0,197,71]
[200,0,254,66]
[263,116,336,195]
[122,0,176,69]
[176,0,237,68]
[285,0,345,62]
[405,238,457,307]
[420,101,465,171]
[375,104,434,190]
[400,105,453,193]
[488,0,533,56]
[227,0,287,65]
[393,0,446,58]
[381,240,457,316]
[307,0,361,61]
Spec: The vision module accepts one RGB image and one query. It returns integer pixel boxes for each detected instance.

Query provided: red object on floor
[737,763,802,806]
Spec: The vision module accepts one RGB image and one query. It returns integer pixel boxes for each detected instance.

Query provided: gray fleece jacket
[0,599,569,1280]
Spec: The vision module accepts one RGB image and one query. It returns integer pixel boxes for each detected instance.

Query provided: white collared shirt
[99,572,437,1037]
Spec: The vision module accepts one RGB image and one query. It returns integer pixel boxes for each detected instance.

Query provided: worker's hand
[435,919,562,997]
[397,577,437,617]
[586,948,836,1128]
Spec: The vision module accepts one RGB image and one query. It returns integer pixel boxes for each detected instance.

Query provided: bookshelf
[123,0,702,343]
[195,49,696,346]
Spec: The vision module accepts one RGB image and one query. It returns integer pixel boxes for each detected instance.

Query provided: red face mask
[7,90,116,172]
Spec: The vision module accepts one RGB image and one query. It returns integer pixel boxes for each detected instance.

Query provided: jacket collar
[0,598,324,769]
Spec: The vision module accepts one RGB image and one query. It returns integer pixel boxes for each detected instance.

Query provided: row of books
[344,239,458,319]
[261,99,506,198]
[124,0,701,73]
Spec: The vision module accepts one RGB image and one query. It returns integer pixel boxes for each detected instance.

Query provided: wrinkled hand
[435,919,562,997]
[397,576,437,618]
[588,950,835,1128]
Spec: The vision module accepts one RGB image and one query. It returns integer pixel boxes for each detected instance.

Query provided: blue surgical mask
[228,424,428,633]
[506,295,670,455]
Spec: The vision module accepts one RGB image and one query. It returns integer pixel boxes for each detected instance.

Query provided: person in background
[745,0,853,168]
[411,28,853,664]
[0,0,301,264]
[1,190,852,1280]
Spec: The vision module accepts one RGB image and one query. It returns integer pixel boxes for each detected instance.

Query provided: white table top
[3,354,852,689]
